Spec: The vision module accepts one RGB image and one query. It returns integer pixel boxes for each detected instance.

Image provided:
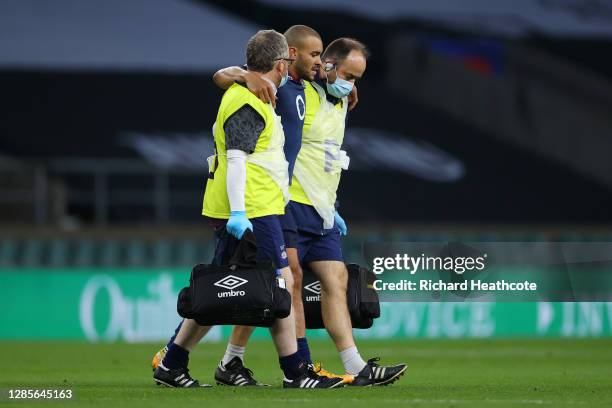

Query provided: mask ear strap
[324,62,338,84]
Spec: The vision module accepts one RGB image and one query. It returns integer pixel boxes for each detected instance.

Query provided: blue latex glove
[226,210,253,239]
[334,211,347,236]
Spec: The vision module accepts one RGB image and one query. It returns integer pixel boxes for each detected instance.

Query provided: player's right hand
[226,211,254,239]
[244,71,277,108]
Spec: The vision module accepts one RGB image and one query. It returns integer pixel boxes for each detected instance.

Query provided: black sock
[162,343,189,370]
[166,320,183,348]
[279,351,305,380]
[297,337,312,365]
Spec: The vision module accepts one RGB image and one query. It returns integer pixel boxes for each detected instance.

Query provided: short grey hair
[246,30,288,73]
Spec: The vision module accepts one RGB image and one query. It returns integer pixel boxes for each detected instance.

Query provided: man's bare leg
[269,266,298,356]
[310,260,408,384]
[173,319,212,351]
[215,270,297,386]
[221,250,306,366]
[309,260,366,375]
[309,261,354,350]
[286,247,314,365]
[271,266,345,387]
[219,325,256,368]
[153,319,212,387]
[287,248,306,338]
[229,326,256,347]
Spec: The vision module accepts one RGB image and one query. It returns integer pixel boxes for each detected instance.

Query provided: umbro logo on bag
[304,281,321,294]
[304,281,321,302]
[214,275,248,298]
[214,275,248,290]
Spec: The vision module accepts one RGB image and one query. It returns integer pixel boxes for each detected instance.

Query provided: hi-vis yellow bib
[291,82,349,228]
[202,83,289,219]
[289,81,319,205]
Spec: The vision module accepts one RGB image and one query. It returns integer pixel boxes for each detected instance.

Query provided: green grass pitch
[2,339,612,407]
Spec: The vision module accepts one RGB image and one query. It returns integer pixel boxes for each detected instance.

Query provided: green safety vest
[291,82,349,228]
[202,83,289,219]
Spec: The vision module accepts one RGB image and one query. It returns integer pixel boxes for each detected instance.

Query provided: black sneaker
[153,362,210,388]
[283,364,344,389]
[215,357,268,386]
[349,358,407,386]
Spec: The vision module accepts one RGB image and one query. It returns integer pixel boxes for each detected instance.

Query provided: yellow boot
[312,361,354,384]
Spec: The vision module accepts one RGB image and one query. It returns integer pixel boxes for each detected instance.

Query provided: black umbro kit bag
[177,230,291,327]
[301,263,380,329]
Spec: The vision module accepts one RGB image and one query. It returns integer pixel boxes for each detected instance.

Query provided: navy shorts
[278,204,298,249]
[295,228,343,263]
[285,201,344,263]
[210,215,289,269]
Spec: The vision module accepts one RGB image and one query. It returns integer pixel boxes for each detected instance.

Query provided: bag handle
[228,229,258,268]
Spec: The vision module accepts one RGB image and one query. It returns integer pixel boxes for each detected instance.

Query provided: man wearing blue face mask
[323,62,356,99]
[288,38,408,386]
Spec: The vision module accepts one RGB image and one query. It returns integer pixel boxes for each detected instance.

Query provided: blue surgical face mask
[279,70,289,88]
[278,59,290,88]
[326,66,353,97]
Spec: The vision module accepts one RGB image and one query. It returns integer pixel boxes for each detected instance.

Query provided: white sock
[339,346,367,375]
[221,343,245,368]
